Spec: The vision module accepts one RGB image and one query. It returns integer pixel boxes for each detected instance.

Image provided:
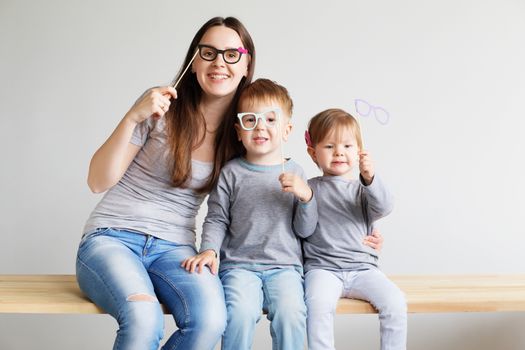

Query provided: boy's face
[235,99,292,165]
[308,127,359,178]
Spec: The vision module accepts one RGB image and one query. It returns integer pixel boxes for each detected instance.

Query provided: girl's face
[235,99,292,165]
[309,127,360,178]
[192,26,250,100]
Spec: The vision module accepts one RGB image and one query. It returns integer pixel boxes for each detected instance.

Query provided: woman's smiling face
[192,25,250,100]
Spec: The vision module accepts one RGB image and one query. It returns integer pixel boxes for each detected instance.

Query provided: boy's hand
[181,250,218,275]
[363,228,384,252]
[359,150,375,185]
[279,172,313,202]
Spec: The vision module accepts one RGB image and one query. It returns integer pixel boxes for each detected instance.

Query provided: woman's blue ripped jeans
[76,228,226,350]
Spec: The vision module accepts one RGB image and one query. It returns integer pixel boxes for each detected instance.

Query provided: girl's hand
[279,173,313,203]
[363,228,384,252]
[181,250,218,275]
[125,86,177,124]
[359,150,375,185]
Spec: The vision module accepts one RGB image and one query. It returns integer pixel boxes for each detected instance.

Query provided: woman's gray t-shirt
[83,117,212,246]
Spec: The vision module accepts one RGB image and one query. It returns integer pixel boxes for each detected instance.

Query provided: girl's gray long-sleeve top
[303,175,394,273]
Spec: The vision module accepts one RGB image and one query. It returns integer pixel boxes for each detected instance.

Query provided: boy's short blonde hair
[307,108,363,150]
[238,78,293,117]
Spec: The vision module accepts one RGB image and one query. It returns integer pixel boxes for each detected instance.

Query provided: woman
[76,16,255,350]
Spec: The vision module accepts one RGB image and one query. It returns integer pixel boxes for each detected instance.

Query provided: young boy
[183,78,317,350]
[303,108,407,350]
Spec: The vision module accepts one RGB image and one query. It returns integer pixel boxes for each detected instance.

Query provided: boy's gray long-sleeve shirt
[303,175,394,273]
[200,158,318,271]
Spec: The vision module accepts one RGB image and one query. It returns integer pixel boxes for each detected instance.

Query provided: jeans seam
[261,274,272,318]
[148,269,190,340]
[76,255,124,321]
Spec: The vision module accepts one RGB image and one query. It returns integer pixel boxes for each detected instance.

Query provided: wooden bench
[1,274,525,314]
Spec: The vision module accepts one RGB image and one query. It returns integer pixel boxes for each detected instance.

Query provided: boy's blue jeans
[76,228,226,350]
[219,267,306,350]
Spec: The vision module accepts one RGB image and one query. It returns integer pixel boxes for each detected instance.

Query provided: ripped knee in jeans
[126,293,158,302]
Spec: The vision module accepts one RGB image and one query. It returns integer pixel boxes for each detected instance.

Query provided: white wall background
[1,0,524,349]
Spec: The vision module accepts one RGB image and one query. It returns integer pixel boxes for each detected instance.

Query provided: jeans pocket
[78,227,112,250]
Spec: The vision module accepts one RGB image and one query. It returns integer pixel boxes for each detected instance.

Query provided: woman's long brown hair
[165,17,255,193]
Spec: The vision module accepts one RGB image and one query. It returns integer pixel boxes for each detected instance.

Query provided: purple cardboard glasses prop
[354,99,390,126]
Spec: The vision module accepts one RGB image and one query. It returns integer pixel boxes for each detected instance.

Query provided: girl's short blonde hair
[307,108,363,150]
